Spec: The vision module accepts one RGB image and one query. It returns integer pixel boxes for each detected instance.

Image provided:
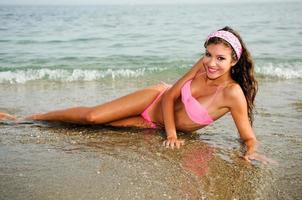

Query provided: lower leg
[28,107,92,124]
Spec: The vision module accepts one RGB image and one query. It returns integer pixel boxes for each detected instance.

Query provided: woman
[3,27,265,162]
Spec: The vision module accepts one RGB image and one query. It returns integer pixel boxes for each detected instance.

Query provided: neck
[205,72,233,87]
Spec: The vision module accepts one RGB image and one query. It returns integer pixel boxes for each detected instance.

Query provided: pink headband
[206,30,242,59]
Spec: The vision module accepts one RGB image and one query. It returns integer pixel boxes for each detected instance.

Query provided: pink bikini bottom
[140,83,171,128]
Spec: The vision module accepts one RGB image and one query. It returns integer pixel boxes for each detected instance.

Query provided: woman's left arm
[228,87,275,165]
[226,85,258,161]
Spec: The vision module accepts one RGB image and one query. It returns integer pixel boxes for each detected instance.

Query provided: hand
[243,152,277,165]
[163,136,185,149]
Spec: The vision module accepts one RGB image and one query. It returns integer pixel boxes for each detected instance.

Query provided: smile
[207,67,219,74]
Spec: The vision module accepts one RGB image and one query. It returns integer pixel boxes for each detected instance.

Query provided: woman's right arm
[161,57,205,149]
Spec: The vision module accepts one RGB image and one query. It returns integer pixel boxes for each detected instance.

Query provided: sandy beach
[1,78,301,199]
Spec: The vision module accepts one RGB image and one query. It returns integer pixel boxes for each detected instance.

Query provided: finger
[243,155,251,163]
[165,140,171,148]
[253,154,270,165]
[176,141,180,149]
[170,141,175,150]
[250,153,264,161]
[163,140,167,147]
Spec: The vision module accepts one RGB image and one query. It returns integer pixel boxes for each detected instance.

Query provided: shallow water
[0,123,263,200]
[1,78,301,199]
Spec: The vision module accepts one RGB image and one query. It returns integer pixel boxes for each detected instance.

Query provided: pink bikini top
[181,74,221,125]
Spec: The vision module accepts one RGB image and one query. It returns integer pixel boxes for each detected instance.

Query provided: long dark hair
[204,26,258,125]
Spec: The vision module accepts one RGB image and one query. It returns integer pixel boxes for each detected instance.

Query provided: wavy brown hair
[204,26,258,125]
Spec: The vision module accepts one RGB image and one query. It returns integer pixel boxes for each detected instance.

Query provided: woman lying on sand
[2,27,269,163]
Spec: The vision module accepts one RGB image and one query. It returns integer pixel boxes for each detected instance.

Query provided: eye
[217,56,225,61]
[205,52,211,57]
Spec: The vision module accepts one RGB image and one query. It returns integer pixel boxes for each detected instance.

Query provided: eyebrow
[205,51,226,57]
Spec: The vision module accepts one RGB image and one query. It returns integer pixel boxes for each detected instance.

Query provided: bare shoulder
[222,82,246,106]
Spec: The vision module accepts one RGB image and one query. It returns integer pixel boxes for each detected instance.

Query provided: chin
[206,72,220,80]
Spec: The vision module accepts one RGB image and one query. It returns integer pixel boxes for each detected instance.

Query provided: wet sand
[0,78,301,199]
[0,123,265,200]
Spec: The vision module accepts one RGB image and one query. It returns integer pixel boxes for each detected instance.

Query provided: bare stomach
[107,99,205,132]
[151,97,204,132]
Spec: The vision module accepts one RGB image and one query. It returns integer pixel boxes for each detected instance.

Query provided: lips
[207,67,218,74]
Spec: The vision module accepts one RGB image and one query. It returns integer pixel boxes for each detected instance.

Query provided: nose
[208,57,216,67]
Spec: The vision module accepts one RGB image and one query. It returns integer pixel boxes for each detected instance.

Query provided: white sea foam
[256,62,302,79]
[0,67,167,84]
[0,62,301,84]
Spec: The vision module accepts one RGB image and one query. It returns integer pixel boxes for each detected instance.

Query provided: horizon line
[0,1,299,6]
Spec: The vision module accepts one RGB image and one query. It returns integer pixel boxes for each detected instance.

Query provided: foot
[0,112,16,121]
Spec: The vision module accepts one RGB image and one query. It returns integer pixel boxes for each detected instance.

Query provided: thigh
[106,116,152,128]
[88,84,167,124]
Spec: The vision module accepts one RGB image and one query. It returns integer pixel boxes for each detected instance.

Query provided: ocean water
[0,2,302,200]
[0,2,301,83]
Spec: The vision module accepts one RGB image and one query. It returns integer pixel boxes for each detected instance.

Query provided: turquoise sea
[0,2,301,199]
[0,3,301,83]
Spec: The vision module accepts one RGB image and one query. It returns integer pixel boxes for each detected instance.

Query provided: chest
[185,78,221,110]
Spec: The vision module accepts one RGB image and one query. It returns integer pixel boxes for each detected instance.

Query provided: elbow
[161,92,174,108]
[162,89,176,103]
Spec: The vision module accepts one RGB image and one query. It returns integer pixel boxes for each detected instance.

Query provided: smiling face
[202,43,237,81]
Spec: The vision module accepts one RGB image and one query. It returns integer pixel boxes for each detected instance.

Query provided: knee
[84,112,98,124]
